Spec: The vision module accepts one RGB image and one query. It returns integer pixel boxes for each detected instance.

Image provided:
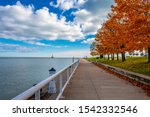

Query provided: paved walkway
[63,59,150,100]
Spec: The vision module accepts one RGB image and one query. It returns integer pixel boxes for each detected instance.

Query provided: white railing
[12,59,80,100]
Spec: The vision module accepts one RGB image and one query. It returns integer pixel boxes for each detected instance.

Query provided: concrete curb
[92,61,150,86]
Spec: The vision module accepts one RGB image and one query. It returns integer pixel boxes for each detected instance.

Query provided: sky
[0,0,114,57]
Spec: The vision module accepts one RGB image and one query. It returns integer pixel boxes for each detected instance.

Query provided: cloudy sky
[0,0,114,57]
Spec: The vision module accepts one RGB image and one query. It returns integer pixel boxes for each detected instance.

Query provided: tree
[92,0,150,62]
[96,12,129,62]
[113,0,150,62]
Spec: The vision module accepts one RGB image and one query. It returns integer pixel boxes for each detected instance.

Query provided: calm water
[0,58,76,100]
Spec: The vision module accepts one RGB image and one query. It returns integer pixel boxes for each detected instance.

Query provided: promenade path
[62,59,150,100]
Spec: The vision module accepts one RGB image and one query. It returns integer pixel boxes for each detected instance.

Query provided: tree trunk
[121,52,126,62]
[108,54,110,60]
[117,53,119,60]
[100,54,103,59]
[148,47,150,63]
[111,54,114,60]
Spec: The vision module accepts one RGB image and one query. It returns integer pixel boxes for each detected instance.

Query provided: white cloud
[0,2,84,42]
[81,38,95,44]
[27,41,49,46]
[50,0,75,10]
[50,0,87,10]
[73,0,114,35]
[27,41,68,48]
[16,46,36,53]
[0,1,114,43]
[50,0,114,35]
[73,9,100,34]
[78,0,87,5]
[0,42,36,52]
[0,42,20,47]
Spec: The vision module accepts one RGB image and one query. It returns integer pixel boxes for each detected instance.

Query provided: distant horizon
[0,56,82,58]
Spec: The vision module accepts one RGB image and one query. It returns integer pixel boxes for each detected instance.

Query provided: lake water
[0,58,76,100]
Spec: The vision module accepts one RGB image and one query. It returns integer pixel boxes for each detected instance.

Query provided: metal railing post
[69,66,71,76]
[59,74,63,93]
[71,66,73,74]
[67,69,69,80]
[59,74,65,99]
[35,90,40,100]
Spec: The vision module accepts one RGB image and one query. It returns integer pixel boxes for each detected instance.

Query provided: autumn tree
[112,0,150,62]
[95,12,130,62]
[92,0,150,62]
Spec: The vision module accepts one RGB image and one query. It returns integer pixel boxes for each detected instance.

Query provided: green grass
[86,57,150,76]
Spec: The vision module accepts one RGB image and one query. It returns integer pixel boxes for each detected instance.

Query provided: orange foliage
[90,50,98,56]
[93,0,150,62]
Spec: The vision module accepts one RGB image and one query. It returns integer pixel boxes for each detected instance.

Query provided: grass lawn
[86,57,150,76]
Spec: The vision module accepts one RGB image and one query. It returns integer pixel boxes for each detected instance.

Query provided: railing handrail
[12,59,80,100]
